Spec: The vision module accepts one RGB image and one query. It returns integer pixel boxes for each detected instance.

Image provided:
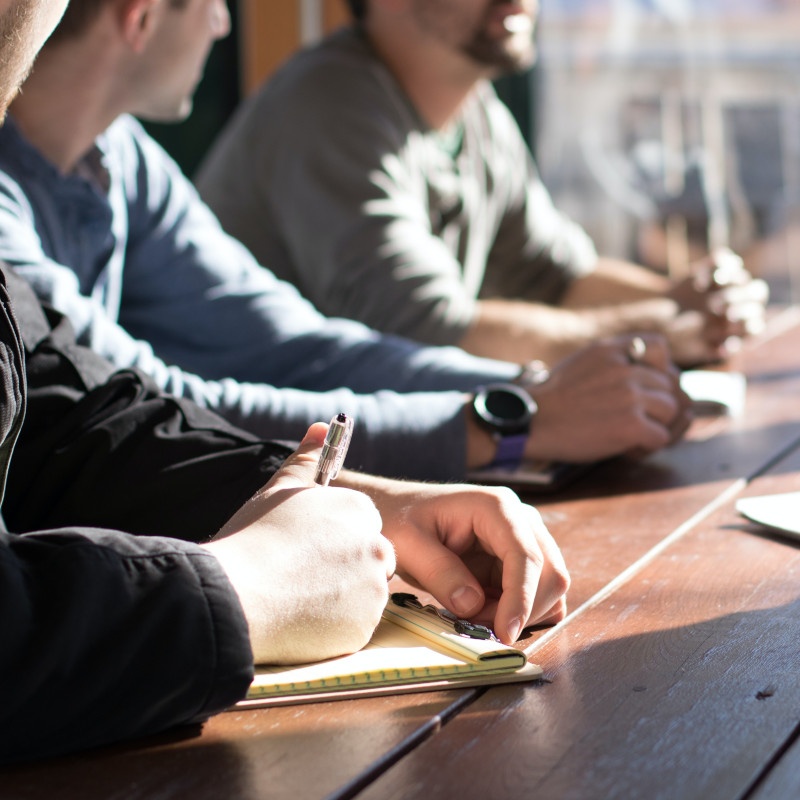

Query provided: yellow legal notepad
[236,595,542,708]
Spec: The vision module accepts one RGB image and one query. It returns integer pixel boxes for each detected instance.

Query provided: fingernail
[450,586,481,616]
[507,617,523,642]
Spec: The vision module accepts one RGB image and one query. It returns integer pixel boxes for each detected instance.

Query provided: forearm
[336,404,495,492]
[6,291,514,487]
[6,369,289,538]
[560,257,673,308]
[460,269,679,365]
[459,298,598,364]
[187,376,505,482]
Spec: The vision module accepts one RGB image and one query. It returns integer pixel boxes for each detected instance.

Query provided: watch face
[474,384,535,435]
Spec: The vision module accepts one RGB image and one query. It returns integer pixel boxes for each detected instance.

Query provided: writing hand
[203,423,396,665]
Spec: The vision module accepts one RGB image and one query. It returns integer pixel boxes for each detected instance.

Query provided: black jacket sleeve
[0,526,254,764]
[0,268,282,763]
[3,266,294,539]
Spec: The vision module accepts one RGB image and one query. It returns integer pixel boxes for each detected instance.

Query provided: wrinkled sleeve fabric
[0,529,254,765]
[472,86,599,303]
[2,266,291,538]
[0,267,256,764]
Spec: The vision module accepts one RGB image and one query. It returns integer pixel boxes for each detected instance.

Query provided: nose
[210,0,231,39]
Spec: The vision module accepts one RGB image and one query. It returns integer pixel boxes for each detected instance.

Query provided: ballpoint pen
[314,413,354,486]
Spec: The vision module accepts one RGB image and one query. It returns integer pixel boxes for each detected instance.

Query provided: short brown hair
[48,0,191,45]
[47,0,105,41]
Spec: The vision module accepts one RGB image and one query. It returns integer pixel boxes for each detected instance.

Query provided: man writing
[0,0,691,483]
[197,0,768,369]
[0,0,570,763]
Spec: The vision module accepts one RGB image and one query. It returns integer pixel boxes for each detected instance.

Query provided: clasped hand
[522,332,693,463]
[668,247,769,366]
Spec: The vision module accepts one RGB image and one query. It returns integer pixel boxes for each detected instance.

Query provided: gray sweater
[197,26,598,347]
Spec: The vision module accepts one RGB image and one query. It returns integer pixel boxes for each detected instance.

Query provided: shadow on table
[526,418,800,503]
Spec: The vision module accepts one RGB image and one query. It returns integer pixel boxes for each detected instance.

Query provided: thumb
[213,423,329,540]
[266,422,329,490]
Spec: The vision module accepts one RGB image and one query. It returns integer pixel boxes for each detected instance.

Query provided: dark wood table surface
[4,307,800,800]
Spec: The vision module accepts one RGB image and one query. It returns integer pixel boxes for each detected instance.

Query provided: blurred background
[535,0,800,302]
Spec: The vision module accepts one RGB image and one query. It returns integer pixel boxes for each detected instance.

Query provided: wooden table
[5,308,800,800]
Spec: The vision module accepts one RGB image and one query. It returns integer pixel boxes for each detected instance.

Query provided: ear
[119,0,162,53]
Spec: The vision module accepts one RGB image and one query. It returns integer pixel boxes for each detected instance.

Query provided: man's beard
[462,22,536,75]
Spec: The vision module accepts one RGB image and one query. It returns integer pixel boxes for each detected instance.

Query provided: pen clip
[315,413,354,485]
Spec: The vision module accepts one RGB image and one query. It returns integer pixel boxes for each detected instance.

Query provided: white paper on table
[680,370,746,416]
[736,492,800,540]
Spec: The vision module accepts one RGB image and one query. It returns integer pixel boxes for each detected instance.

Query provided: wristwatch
[472,383,537,469]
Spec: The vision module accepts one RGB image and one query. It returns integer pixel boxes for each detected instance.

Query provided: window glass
[536,0,800,298]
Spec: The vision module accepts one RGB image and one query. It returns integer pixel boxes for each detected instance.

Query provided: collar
[2,114,111,195]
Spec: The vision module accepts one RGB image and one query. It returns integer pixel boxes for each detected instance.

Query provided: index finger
[495,503,570,639]
[466,491,569,642]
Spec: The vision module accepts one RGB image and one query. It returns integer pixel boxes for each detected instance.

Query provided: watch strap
[491,432,528,470]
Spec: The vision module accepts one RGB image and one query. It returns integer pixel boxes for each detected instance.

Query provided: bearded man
[198,0,767,370]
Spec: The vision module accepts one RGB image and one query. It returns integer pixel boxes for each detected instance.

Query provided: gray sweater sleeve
[191,378,513,481]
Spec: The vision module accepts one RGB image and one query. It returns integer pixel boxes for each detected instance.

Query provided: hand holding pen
[208,419,393,664]
[314,413,354,486]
